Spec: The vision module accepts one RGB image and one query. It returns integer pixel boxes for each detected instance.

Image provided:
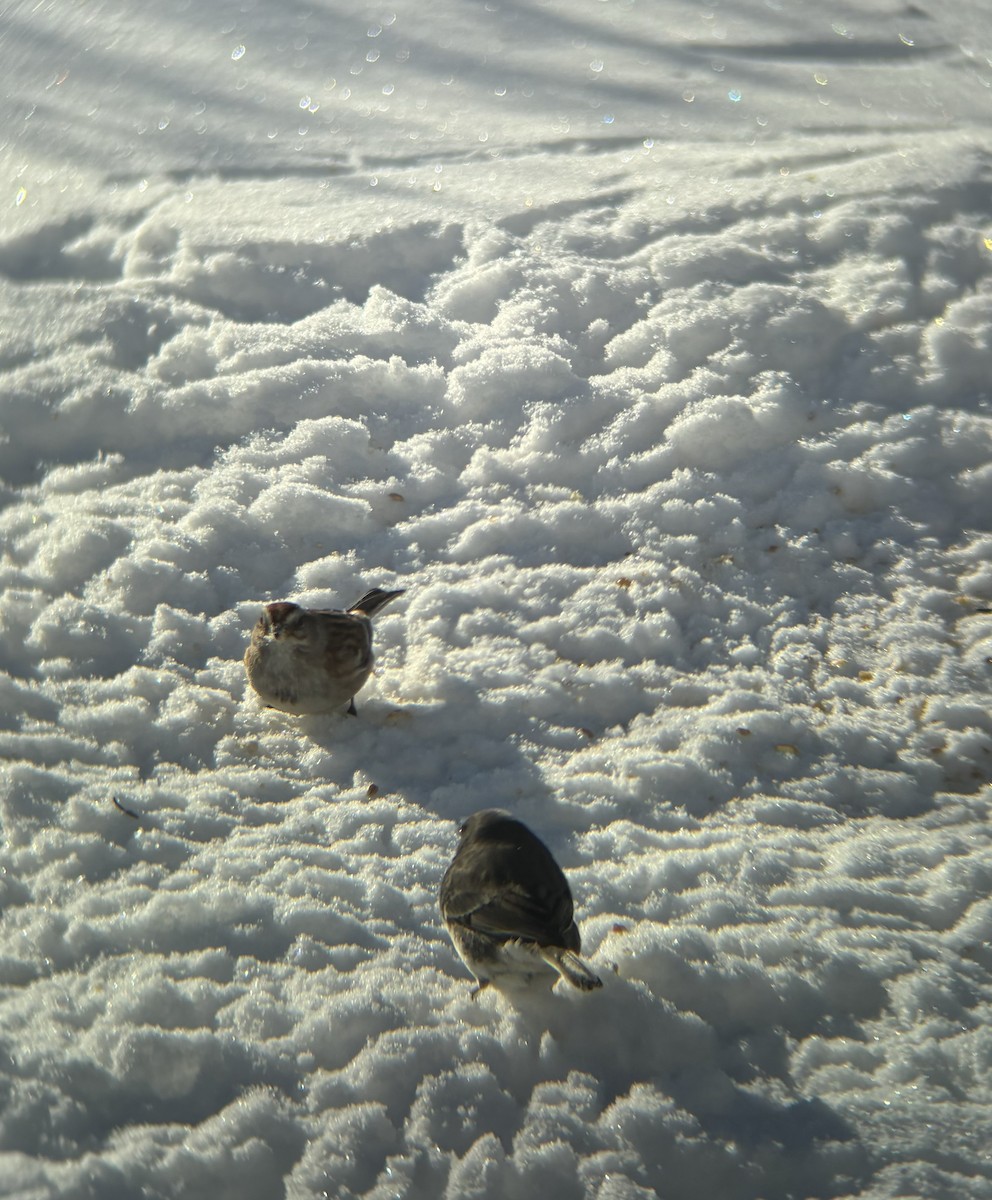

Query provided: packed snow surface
[2,0,992,1196]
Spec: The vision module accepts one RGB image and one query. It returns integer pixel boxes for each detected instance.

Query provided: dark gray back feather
[439,810,580,951]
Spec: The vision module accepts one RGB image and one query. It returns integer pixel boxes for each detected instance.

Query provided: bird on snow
[243,587,405,716]
[439,808,603,996]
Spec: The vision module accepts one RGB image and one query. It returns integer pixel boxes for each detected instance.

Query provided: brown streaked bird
[439,809,603,996]
[243,587,405,716]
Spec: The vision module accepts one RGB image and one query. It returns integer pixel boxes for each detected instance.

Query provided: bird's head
[259,601,306,640]
[457,809,516,841]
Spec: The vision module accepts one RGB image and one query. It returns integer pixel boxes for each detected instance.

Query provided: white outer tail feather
[539,946,603,991]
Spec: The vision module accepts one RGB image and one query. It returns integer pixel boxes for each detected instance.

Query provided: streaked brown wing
[313,612,372,672]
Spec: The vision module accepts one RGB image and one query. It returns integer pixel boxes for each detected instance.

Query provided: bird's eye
[457,820,467,835]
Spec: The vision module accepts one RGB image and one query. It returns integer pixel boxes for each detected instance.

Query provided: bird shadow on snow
[287,692,559,826]
[464,974,868,1198]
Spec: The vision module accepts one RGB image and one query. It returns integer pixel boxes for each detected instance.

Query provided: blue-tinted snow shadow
[294,693,559,829]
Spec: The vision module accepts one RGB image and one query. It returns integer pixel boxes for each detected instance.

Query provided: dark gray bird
[439,809,603,996]
[243,587,405,716]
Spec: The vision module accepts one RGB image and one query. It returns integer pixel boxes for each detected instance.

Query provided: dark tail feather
[540,946,603,991]
[349,587,406,617]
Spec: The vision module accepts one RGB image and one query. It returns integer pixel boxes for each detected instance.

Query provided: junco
[439,809,603,996]
[243,586,405,715]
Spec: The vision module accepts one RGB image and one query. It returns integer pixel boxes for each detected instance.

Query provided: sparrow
[439,809,603,996]
[243,587,405,716]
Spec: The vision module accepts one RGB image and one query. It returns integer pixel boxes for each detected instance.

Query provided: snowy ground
[2,0,992,1197]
